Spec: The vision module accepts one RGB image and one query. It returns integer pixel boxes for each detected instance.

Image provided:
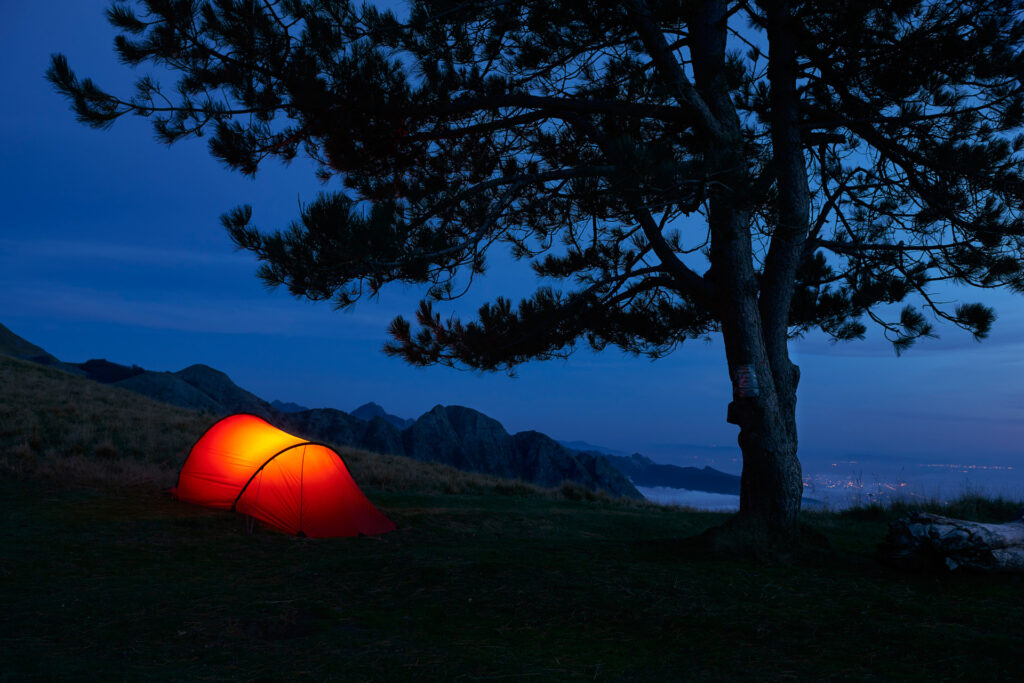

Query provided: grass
[0,356,209,485]
[0,355,604,501]
[3,355,1024,680]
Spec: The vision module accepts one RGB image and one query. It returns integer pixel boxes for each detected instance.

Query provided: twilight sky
[2,1,1023,476]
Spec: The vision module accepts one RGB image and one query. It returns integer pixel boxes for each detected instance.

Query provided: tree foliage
[49,0,1024,371]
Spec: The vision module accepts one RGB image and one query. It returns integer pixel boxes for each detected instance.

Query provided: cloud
[0,283,397,339]
[0,235,430,339]
[881,408,1024,427]
[0,238,254,268]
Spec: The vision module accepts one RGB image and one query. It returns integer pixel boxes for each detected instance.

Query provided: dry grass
[339,444,645,504]
[0,356,208,487]
[5,357,1024,680]
[341,445,544,494]
[0,355,631,504]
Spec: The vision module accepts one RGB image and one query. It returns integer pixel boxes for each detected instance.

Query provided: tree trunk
[684,0,806,536]
[705,149,803,533]
[881,512,1024,572]
[712,202,804,534]
[724,351,803,533]
[729,404,802,531]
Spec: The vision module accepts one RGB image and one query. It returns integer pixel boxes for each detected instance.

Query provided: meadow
[2,355,1023,680]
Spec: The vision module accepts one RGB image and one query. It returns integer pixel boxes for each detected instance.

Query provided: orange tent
[173,414,395,538]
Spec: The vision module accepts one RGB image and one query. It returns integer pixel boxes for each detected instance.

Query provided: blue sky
[2,2,1022,475]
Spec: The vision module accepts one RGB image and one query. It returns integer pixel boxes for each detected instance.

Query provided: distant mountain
[0,323,83,375]
[72,358,145,384]
[402,406,641,499]
[557,440,630,457]
[359,415,406,457]
[115,371,223,413]
[351,402,414,430]
[404,405,522,477]
[271,399,309,413]
[70,357,638,497]
[174,365,274,418]
[513,430,639,497]
[560,439,742,495]
[602,453,741,495]
[0,322,59,362]
[279,408,365,447]
[2,321,704,500]
[70,361,270,418]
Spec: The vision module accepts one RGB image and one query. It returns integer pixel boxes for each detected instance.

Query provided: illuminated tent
[173,414,396,538]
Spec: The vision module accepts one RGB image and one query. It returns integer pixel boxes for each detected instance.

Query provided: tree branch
[622,0,726,141]
[567,113,717,308]
[437,92,690,125]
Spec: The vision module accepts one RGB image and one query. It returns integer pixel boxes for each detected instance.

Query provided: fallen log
[880,511,1024,573]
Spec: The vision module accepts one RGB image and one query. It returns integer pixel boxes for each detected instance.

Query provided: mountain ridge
[600,453,742,495]
[351,401,414,429]
[0,322,740,499]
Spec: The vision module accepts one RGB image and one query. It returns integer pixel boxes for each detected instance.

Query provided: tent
[173,414,395,537]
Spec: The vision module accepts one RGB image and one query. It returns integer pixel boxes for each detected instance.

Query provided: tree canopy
[50,0,1024,530]
[51,1,1024,367]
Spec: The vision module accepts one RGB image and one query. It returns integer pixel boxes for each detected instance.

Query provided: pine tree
[50,0,1024,536]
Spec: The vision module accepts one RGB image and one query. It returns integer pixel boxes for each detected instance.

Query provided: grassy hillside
[3,354,1024,680]
[0,355,587,498]
[0,322,59,361]
[0,355,210,485]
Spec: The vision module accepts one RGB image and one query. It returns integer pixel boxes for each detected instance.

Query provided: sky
[2,1,1023,483]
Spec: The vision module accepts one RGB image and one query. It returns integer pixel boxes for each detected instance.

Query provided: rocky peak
[75,358,145,384]
[512,431,642,498]
[351,401,387,419]
[175,364,273,418]
[403,405,521,478]
[351,401,413,429]
[0,323,82,375]
[271,399,308,413]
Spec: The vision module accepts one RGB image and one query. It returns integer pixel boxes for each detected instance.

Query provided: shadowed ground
[3,477,1024,680]
[2,355,1024,679]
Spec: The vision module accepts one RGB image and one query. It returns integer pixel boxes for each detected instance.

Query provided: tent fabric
[174,414,395,538]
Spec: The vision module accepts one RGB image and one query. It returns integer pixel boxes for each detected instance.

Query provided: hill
[271,399,308,413]
[114,365,643,497]
[351,401,414,429]
[0,322,83,375]
[0,355,208,485]
[0,321,59,362]
[603,453,742,494]
[3,332,1024,680]
[3,365,1024,680]
[0,322,743,500]
[0,323,641,498]
[0,354,609,501]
